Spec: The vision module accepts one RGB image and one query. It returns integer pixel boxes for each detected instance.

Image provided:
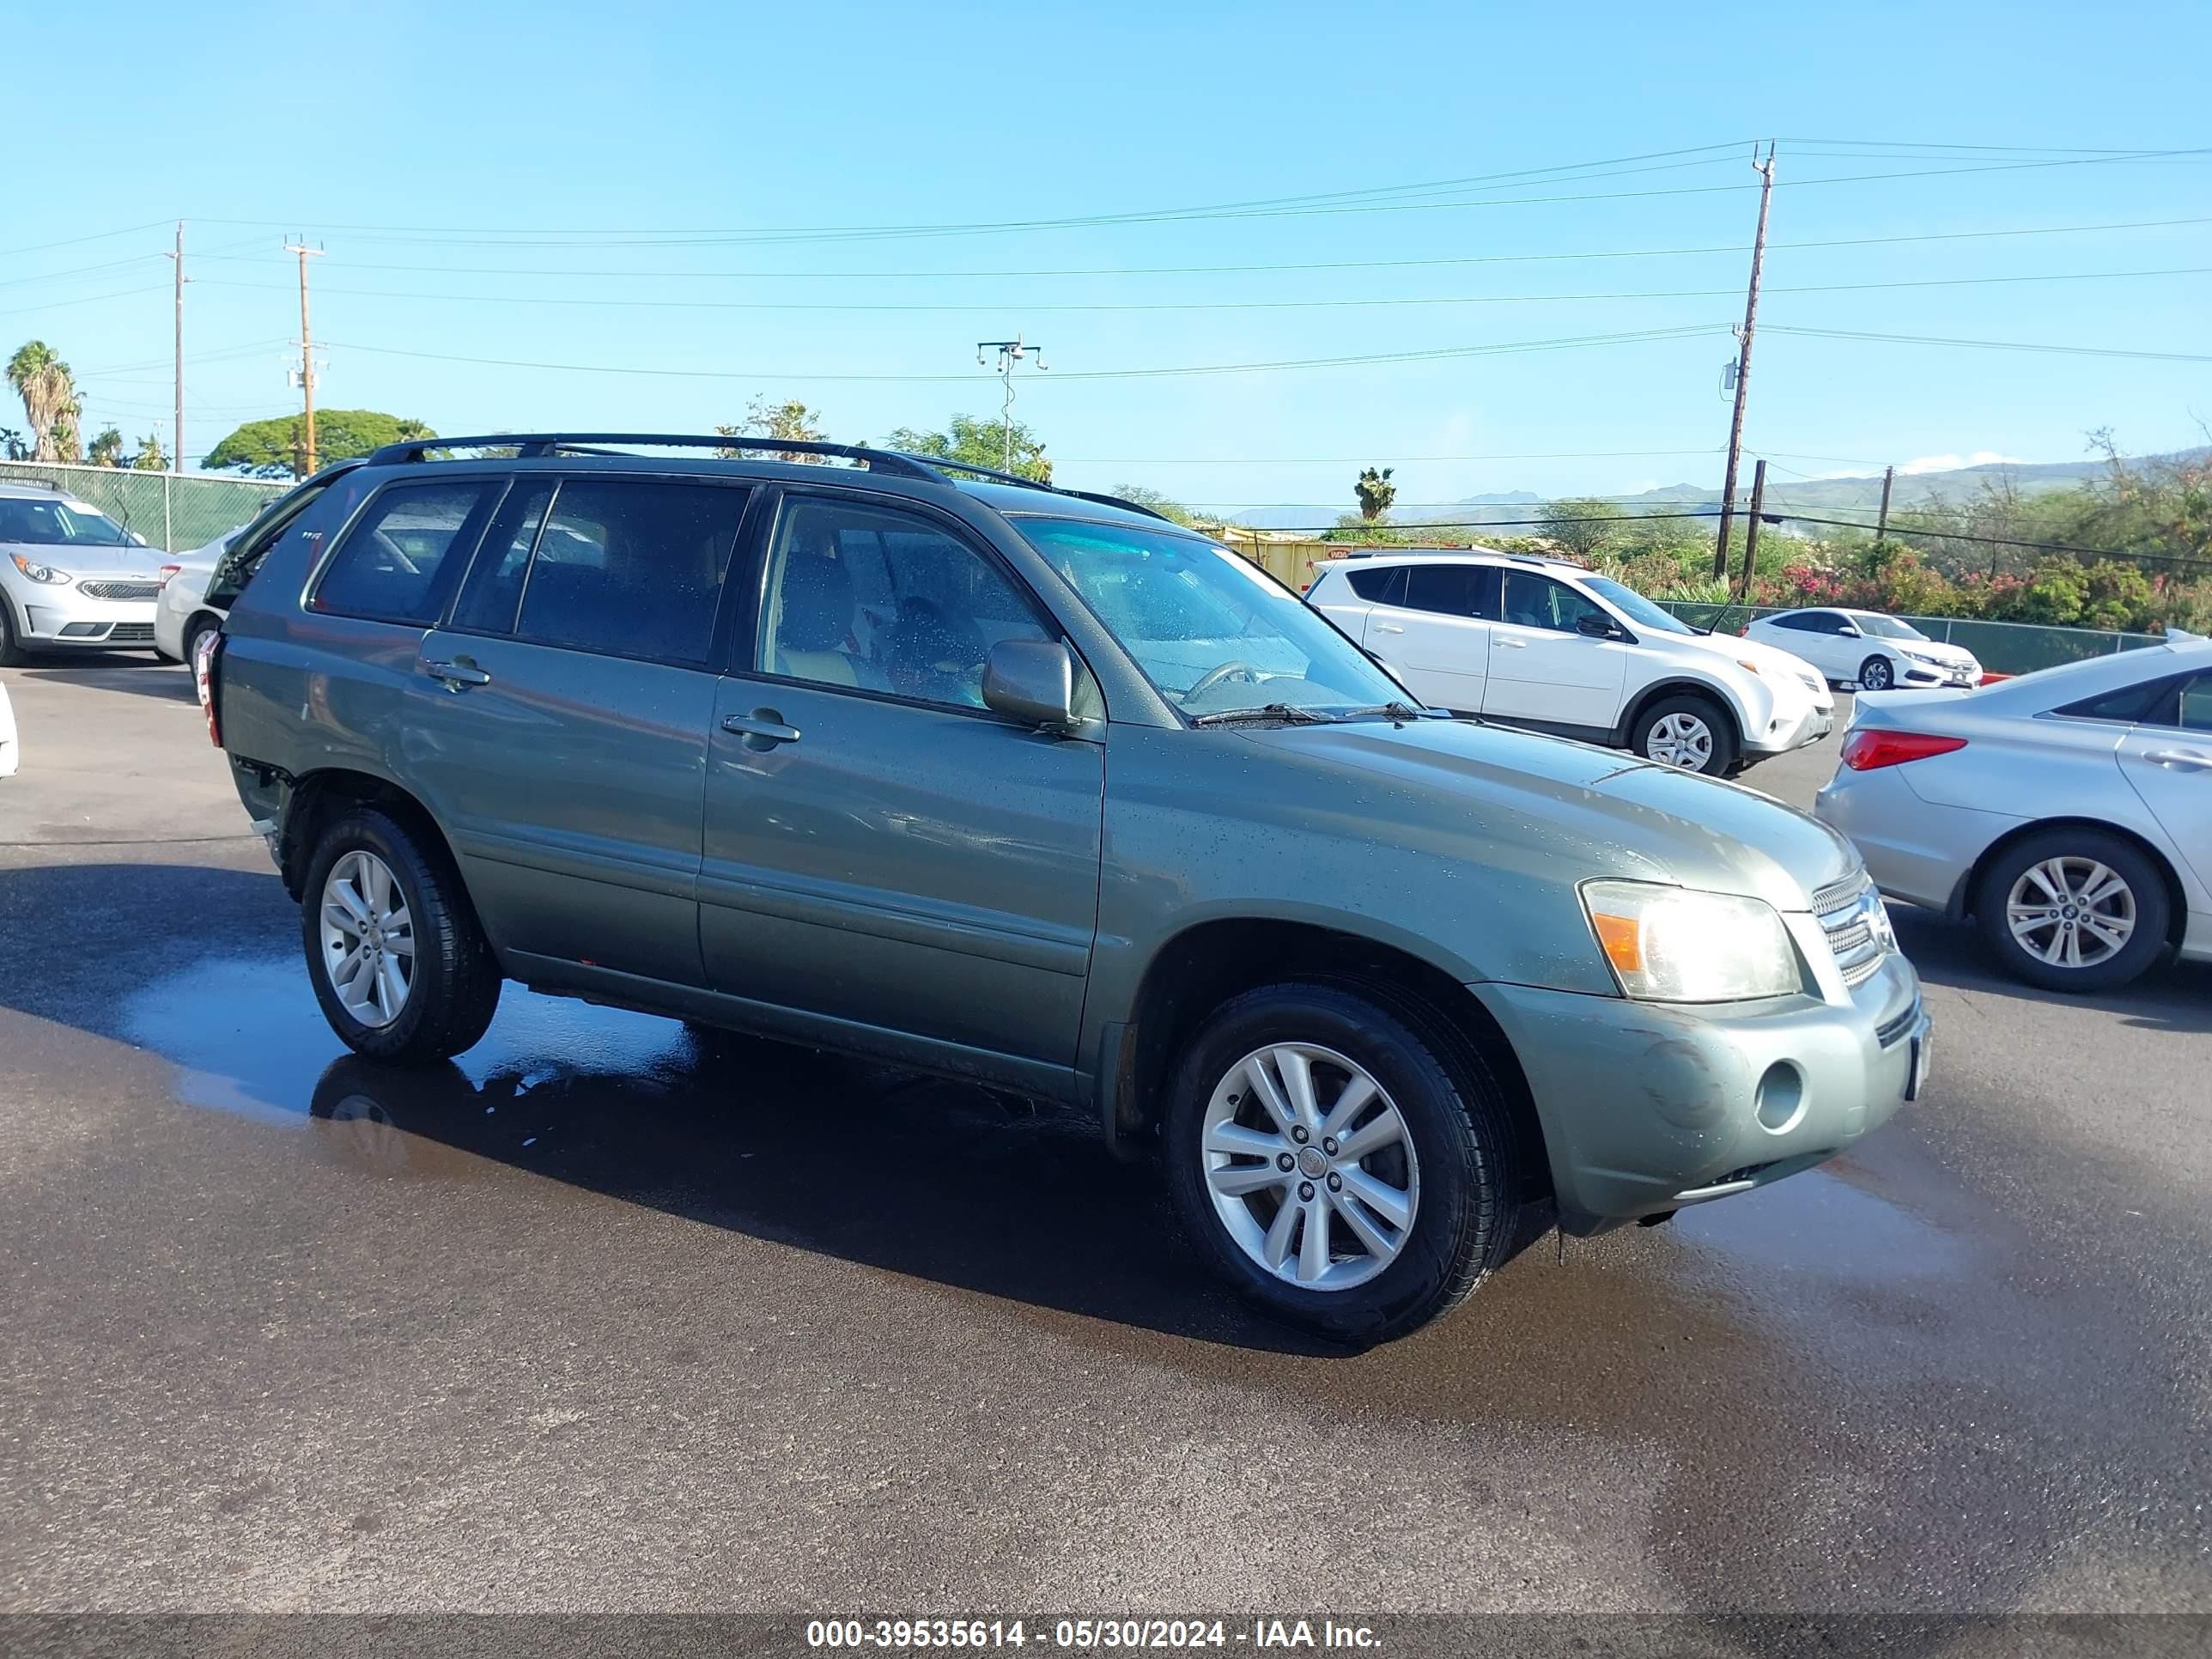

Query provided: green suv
[203,434,1927,1343]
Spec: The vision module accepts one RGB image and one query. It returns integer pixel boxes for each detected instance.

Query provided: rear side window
[510,479,748,665]
[1343,564,1407,605]
[2181,677,2212,732]
[2134,672,2212,732]
[313,482,495,624]
[2057,678,2170,724]
[1768,611,1818,632]
[1401,564,1492,618]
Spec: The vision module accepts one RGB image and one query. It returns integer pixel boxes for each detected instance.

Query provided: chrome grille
[78,580,162,601]
[1814,873,1890,989]
[1875,998,1923,1049]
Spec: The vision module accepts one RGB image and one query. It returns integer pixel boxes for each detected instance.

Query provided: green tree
[87,426,126,467]
[1108,483,1193,526]
[131,433,168,471]
[883,413,1052,483]
[6,340,77,462]
[1538,496,1626,561]
[1354,466,1396,524]
[203,410,439,477]
[717,395,827,463]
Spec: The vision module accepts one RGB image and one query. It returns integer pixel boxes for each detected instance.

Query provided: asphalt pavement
[3,659,2208,1630]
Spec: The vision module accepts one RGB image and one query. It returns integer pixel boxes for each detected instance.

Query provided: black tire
[180,611,220,669]
[1629,692,1738,776]
[1974,827,2170,993]
[0,598,25,667]
[1162,980,1520,1346]
[301,807,502,1063]
[1858,654,1895,691]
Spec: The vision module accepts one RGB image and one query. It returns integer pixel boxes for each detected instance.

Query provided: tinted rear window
[509,479,748,665]
[312,482,495,624]
[1343,565,1407,605]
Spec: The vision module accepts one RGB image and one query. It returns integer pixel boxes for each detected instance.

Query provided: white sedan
[1815,633,2211,991]
[154,532,240,664]
[1747,607,1982,692]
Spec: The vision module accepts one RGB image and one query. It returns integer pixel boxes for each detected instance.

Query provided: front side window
[1581,574,1692,636]
[759,498,1048,708]
[313,482,495,624]
[510,479,747,665]
[1017,515,1404,719]
[1850,612,1929,641]
[0,496,136,547]
[1501,571,1606,634]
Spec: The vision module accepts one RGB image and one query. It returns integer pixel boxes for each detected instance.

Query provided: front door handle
[2143,749,2212,772]
[422,658,492,690]
[723,710,802,748]
[1374,622,1405,635]
[1495,637,1527,649]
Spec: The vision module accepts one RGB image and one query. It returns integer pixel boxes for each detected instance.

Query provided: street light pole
[975,336,1046,471]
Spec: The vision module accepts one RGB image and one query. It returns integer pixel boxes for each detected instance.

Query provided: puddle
[121,955,694,1127]
[1678,1159,1972,1281]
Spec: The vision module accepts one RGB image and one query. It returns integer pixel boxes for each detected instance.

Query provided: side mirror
[1837,624,1861,638]
[1574,613,1618,639]
[983,638,1076,729]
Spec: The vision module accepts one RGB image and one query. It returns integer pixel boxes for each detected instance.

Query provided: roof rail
[362,432,940,479]
[879,452,1175,522]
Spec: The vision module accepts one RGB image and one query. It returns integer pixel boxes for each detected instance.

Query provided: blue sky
[5,0,2208,513]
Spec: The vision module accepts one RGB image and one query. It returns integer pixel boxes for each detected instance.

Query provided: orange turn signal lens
[1590,910,1644,975]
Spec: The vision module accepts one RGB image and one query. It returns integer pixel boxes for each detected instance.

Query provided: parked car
[0,680,16,779]
[1305,550,1834,775]
[1816,634,2211,991]
[155,532,241,664]
[0,482,169,664]
[202,432,1925,1343]
[1747,607,1982,692]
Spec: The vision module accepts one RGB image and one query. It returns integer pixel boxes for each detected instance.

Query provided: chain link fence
[0,461,286,555]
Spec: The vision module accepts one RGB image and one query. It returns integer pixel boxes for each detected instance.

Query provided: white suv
[1306,551,1835,775]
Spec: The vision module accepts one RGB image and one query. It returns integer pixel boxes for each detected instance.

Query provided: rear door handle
[2144,749,2212,772]
[422,659,491,690]
[1374,623,1405,635]
[1495,637,1527,649]
[722,711,802,747]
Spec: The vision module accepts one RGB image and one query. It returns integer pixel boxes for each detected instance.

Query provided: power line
[182,214,2212,283]
[184,264,2212,316]
[0,219,174,258]
[1766,325,2212,363]
[319,324,1724,384]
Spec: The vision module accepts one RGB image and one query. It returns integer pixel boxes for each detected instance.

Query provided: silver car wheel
[2005,857,2136,969]
[1860,657,1894,690]
[319,850,416,1028]
[1645,712,1715,769]
[1200,1042,1419,1292]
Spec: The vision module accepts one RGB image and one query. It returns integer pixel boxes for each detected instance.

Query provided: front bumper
[1895,657,1982,690]
[1470,951,1924,1232]
[9,585,161,650]
[1745,697,1836,757]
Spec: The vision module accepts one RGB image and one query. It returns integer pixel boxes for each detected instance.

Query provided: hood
[1892,637,1978,667]
[0,538,167,579]
[1238,714,1860,911]
[1674,629,1830,706]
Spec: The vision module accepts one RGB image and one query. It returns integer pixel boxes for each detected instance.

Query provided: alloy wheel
[1645,712,1715,769]
[319,850,416,1027]
[2005,857,2136,969]
[1861,658,1894,690]
[1200,1042,1419,1292]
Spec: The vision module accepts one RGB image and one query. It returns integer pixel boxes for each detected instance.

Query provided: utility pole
[285,239,326,477]
[162,222,185,471]
[1736,457,1768,599]
[975,336,1045,471]
[1712,143,1777,579]
[1874,464,1895,543]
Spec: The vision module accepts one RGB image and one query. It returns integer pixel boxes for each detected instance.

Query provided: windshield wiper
[1339,701,1436,723]
[1190,702,1339,727]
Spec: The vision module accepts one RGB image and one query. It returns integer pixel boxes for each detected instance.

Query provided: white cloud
[1898,449,2027,476]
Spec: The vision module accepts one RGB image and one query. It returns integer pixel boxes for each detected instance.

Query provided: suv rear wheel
[1162,981,1519,1345]
[301,807,501,1062]
[1630,693,1737,775]
[0,600,25,667]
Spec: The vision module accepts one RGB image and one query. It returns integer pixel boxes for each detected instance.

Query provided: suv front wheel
[1162,981,1520,1345]
[301,807,502,1063]
[1630,693,1738,775]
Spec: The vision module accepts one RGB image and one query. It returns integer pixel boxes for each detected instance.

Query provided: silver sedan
[1816,635,2212,990]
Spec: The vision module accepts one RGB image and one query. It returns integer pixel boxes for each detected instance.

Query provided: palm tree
[7,341,78,463]
[1354,466,1397,524]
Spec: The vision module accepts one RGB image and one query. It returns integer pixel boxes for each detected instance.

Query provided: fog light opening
[1754,1062,1807,1133]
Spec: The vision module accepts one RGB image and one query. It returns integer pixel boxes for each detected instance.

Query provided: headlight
[9,553,71,585]
[1898,647,1942,665]
[1581,880,1803,1001]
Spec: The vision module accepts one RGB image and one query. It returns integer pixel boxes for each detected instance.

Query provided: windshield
[0,496,133,548]
[1850,611,1929,641]
[1015,516,1406,719]
[1582,574,1695,636]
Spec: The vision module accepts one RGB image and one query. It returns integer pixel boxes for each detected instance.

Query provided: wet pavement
[3,662,2209,1618]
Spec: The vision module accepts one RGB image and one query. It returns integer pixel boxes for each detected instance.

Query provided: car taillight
[1841,729,1966,771]
[192,627,223,748]
[159,563,182,587]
